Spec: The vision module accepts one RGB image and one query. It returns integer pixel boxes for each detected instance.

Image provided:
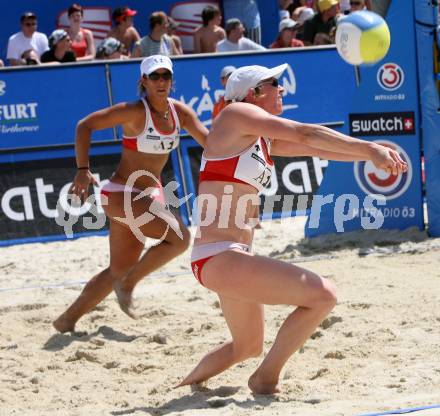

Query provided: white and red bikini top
[199,137,275,193]
[122,97,180,154]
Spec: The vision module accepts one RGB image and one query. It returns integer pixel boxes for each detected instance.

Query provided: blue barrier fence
[1,0,439,245]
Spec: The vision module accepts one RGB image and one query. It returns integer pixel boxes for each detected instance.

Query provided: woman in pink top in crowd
[66,3,95,61]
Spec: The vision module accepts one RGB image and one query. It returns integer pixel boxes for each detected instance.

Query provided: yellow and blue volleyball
[335,10,391,66]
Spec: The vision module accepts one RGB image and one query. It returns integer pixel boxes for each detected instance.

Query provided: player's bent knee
[319,279,337,310]
[301,276,337,310]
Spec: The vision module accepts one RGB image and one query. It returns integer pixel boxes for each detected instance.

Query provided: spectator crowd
[1,0,374,68]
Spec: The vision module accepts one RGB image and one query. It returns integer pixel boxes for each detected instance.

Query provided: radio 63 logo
[377,63,404,91]
[354,140,412,201]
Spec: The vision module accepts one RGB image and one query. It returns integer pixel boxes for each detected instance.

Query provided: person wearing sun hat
[211,65,236,120]
[270,18,304,48]
[52,55,208,332]
[40,29,76,63]
[292,7,315,41]
[296,7,315,24]
[107,6,141,56]
[223,63,287,102]
[303,0,339,45]
[95,37,128,60]
[176,62,408,394]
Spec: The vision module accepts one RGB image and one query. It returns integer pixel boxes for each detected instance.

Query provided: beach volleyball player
[177,64,407,394]
[53,55,208,332]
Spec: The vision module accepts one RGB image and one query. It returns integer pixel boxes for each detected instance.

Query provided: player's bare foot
[174,376,192,388]
[52,314,75,333]
[174,378,207,390]
[248,372,280,395]
[113,280,137,319]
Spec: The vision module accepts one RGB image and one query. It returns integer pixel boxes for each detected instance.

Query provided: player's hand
[68,169,98,202]
[370,144,408,176]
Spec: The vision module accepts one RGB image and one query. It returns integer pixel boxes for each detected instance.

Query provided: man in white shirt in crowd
[216,18,265,52]
[7,12,49,66]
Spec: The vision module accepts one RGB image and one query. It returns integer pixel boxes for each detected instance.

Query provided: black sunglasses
[256,78,279,88]
[148,71,172,81]
[24,22,37,26]
[350,1,362,5]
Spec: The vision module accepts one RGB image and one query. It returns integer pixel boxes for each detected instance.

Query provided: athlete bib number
[153,137,177,152]
[254,167,272,188]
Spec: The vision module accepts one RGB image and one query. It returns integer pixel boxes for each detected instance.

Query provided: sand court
[0,218,439,415]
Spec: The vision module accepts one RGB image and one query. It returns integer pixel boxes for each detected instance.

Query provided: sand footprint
[121,363,158,374]
[21,303,48,311]
[310,368,329,380]
[103,361,119,369]
[142,309,169,318]
[149,333,167,344]
[25,317,43,324]
[324,351,345,359]
[187,296,202,302]
[320,315,343,330]
[0,303,48,314]
[311,330,323,339]
[348,302,372,310]
[89,314,105,323]
[90,339,105,347]
[65,349,100,363]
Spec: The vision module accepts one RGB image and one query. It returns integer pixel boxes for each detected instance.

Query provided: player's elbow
[76,118,93,137]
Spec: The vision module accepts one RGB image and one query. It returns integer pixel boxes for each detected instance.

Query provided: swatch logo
[377,63,404,91]
[349,112,415,136]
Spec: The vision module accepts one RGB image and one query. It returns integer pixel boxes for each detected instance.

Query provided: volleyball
[335,10,391,66]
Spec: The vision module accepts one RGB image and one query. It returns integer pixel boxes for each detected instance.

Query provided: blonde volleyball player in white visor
[177,64,407,394]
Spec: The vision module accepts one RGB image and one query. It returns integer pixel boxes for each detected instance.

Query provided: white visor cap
[140,55,173,76]
[225,64,287,101]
